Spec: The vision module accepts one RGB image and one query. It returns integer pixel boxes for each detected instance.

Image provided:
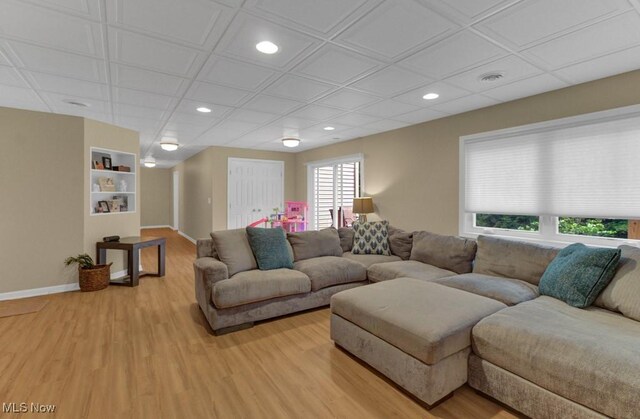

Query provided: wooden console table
[96,236,166,287]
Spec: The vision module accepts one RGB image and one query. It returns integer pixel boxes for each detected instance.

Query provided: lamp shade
[352,197,374,214]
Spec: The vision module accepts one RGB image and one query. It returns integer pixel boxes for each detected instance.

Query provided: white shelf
[90,147,137,216]
[91,191,135,194]
[91,169,135,175]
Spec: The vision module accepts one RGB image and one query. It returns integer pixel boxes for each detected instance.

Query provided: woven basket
[78,263,111,292]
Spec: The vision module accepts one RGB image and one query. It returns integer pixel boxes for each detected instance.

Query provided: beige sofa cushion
[294,256,366,291]
[433,273,539,306]
[287,228,342,261]
[210,229,257,277]
[338,227,355,252]
[388,225,413,260]
[342,252,402,268]
[473,235,559,285]
[410,231,477,274]
[594,245,640,322]
[472,296,640,419]
[212,269,310,309]
[367,260,455,283]
[331,278,506,364]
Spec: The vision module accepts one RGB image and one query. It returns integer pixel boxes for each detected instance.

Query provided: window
[460,105,640,246]
[308,154,363,230]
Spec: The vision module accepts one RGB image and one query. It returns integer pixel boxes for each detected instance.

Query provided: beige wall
[295,69,640,234]
[0,107,85,294]
[140,167,173,227]
[173,146,296,239]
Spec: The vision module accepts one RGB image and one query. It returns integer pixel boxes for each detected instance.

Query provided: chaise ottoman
[330,277,506,407]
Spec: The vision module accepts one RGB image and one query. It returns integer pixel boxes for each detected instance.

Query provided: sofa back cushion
[197,238,217,259]
[410,231,477,274]
[539,243,620,308]
[595,245,640,321]
[210,229,258,277]
[287,227,342,261]
[473,235,559,285]
[388,225,413,260]
[338,227,355,252]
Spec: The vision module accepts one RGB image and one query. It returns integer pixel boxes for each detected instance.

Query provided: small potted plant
[64,254,111,292]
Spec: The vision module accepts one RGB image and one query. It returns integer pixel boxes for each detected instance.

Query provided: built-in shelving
[90,147,136,215]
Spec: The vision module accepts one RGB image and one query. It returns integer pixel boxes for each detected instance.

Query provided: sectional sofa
[194,225,640,418]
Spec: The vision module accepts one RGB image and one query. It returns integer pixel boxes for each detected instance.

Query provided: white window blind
[312,161,360,229]
[464,112,640,219]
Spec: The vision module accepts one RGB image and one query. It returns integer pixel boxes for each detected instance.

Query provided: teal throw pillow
[246,227,293,271]
[539,243,621,308]
[352,220,391,256]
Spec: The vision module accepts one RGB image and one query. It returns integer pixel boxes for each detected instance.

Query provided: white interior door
[228,158,284,229]
[172,171,179,230]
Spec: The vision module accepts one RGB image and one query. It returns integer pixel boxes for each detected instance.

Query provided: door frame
[227,157,285,229]
[172,170,179,230]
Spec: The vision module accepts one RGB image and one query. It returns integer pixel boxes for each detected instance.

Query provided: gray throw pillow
[210,229,258,277]
[594,245,640,321]
[388,225,413,260]
[287,228,343,261]
[352,221,391,256]
[338,227,355,252]
[410,231,477,274]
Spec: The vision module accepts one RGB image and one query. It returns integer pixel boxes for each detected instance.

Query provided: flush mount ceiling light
[323,126,335,131]
[256,41,279,54]
[62,99,89,107]
[479,72,505,83]
[143,157,156,168]
[196,106,211,113]
[422,92,439,100]
[160,138,179,151]
[282,137,300,148]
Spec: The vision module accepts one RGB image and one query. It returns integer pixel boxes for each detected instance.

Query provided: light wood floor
[0,228,523,419]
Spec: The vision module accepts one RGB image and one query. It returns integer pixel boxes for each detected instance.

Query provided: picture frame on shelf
[98,201,110,213]
[102,156,112,170]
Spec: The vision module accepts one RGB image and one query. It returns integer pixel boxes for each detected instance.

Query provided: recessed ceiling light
[143,157,156,168]
[160,138,179,151]
[196,107,212,113]
[62,99,89,107]
[282,137,300,148]
[323,126,335,131]
[422,93,439,100]
[256,41,279,54]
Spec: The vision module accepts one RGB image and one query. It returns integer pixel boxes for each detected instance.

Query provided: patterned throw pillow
[352,220,391,256]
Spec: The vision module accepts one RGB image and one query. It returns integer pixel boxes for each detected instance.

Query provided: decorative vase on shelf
[92,183,100,192]
[118,180,127,192]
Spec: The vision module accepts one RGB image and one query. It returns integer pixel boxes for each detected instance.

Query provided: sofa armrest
[196,238,216,258]
[194,257,228,310]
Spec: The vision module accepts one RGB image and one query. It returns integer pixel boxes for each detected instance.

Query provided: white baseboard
[178,230,197,244]
[141,225,172,229]
[0,282,80,301]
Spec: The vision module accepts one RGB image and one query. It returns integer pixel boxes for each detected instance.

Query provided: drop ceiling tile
[162,125,208,141]
[263,74,336,102]
[316,89,381,110]
[109,28,204,77]
[0,85,47,110]
[107,0,232,47]
[216,12,322,70]
[25,0,102,19]
[474,0,631,49]
[444,55,543,92]
[168,112,220,128]
[243,94,304,115]
[363,119,410,132]
[522,12,640,70]
[422,0,519,23]
[115,115,163,132]
[26,71,108,100]
[114,103,167,120]
[393,81,471,106]
[483,73,568,101]
[293,44,382,84]
[554,45,640,84]
[0,48,10,66]
[0,1,104,57]
[350,66,432,97]
[196,120,260,145]
[0,66,29,88]
[357,99,421,118]
[289,104,345,121]
[227,108,280,124]
[394,107,449,124]
[113,87,175,109]
[335,0,457,60]
[329,112,380,127]
[302,122,353,136]
[199,55,279,90]
[110,64,187,96]
[6,41,106,82]
[430,94,500,114]
[272,116,318,130]
[186,81,252,106]
[175,100,232,118]
[244,0,373,36]
[399,30,508,79]
[42,91,109,113]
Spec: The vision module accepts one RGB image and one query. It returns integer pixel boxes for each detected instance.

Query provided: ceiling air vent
[479,72,505,83]
[62,99,90,107]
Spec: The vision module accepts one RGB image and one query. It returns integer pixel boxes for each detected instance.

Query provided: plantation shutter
[464,112,640,218]
[312,161,360,229]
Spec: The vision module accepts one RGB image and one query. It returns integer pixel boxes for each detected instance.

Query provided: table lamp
[352,197,374,222]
